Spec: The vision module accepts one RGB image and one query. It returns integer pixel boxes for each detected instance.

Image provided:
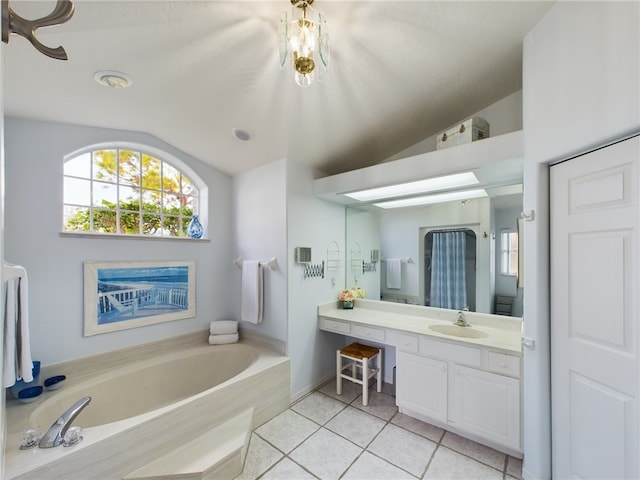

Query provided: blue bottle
[188,215,203,239]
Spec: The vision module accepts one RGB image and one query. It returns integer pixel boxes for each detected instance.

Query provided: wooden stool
[336,342,382,406]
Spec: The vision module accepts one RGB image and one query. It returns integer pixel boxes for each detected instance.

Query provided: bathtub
[5,334,290,479]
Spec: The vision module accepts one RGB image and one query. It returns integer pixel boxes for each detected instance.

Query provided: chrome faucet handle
[455,309,469,327]
[39,396,91,448]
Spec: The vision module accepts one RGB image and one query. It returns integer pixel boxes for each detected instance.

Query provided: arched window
[63,143,207,238]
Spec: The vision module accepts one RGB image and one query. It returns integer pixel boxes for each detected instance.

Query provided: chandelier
[279,0,329,88]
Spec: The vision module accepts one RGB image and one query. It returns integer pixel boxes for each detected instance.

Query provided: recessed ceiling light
[374,189,488,209]
[344,172,479,202]
[93,70,133,88]
[232,129,252,142]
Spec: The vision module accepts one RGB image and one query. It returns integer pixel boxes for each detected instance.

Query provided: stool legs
[362,357,369,406]
[376,349,383,393]
[336,349,342,395]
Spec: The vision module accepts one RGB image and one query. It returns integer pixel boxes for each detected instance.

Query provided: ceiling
[3,1,553,177]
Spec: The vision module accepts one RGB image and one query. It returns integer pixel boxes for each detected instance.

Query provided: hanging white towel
[241,261,263,324]
[3,268,33,388]
[210,320,238,335]
[208,333,239,345]
[386,258,402,289]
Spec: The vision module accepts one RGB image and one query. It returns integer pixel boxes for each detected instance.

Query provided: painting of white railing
[84,261,196,336]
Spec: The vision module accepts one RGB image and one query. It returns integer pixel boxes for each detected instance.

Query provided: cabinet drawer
[419,336,482,368]
[487,351,521,378]
[319,318,351,334]
[396,333,419,352]
[352,324,385,342]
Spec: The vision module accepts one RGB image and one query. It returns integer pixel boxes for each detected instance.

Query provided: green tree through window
[63,147,200,237]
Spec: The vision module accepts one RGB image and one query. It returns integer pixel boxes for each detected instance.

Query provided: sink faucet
[39,396,91,448]
[455,308,470,327]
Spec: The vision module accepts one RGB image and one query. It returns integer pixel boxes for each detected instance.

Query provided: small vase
[187,215,204,239]
[341,300,354,309]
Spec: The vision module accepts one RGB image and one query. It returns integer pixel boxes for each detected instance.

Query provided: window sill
[59,232,210,242]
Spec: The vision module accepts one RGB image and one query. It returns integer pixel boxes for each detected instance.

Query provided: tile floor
[235,379,522,480]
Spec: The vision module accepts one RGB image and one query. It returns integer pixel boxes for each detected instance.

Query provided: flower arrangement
[338,287,366,302]
[338,289,355,302]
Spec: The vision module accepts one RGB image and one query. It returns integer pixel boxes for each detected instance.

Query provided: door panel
[551,136,639,479]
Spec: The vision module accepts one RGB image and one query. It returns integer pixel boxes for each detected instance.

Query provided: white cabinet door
[396,351,447,422]
[551,136,639,479]
[450,364,520,451]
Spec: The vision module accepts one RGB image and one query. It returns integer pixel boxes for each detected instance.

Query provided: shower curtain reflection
[426,229,476,311]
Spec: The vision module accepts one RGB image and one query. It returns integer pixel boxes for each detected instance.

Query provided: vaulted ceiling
[4,1,552,176]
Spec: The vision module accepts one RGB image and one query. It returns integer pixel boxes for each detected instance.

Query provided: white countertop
[318,299,523,355]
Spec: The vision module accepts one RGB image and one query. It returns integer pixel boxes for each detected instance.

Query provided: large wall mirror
[313,129,525,317]
[345,175,524,317]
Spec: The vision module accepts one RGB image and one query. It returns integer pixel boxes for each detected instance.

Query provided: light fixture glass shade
[280,1,329,87]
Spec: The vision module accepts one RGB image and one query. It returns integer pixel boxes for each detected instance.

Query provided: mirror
[346,185,524,317]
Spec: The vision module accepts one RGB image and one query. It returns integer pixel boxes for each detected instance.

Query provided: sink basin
[428,324,489,339]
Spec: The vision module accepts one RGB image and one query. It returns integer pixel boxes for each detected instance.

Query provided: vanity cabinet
[395,336,521,453]
[317,300,523,455]
[396,351,447,422]
[450,364,520,449]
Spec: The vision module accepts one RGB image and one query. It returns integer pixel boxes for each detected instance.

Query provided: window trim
[63,142,208,239]
[499,228,519,277]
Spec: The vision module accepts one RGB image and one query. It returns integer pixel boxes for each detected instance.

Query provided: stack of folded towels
[208,320,239,345]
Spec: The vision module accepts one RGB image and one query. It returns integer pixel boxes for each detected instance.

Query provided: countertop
[318,299,523,355]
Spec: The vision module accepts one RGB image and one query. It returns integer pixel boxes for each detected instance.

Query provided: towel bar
[233,257,278,271]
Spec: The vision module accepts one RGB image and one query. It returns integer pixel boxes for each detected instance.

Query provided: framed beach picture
[84,260,196,336]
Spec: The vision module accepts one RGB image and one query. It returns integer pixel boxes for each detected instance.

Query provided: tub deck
[4,331,290,480]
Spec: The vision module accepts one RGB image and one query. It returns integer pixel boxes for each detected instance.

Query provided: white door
[550,135,639,479]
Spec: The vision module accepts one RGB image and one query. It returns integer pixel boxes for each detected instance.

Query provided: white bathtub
[5,336,290,479]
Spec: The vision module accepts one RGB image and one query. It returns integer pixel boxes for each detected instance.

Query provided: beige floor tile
[289,428,363,480]
[291,391,348,425]
[423,446,503,480]
[351,390,398,420]
[391,413,445,443]
[441,432,506,470]
[255,409,319,454]
[507,456,523,479]
[234,434,283,480]
[325,406,387,447]
[342,451,417,480]
[260,458,318,480]
[368,423,437,477]
[319,378,362,404]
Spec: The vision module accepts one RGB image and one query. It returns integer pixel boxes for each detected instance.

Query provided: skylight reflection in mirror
[343,172,479,202]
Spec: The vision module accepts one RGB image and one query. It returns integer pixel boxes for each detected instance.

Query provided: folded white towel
[208,333,239,345]
[210,320,238,335]
[241,260,263,324]
[386,258,402,289]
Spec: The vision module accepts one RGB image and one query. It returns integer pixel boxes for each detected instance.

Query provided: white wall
[287,160,346,399]
[0,43,6,479]
[522,2,640,479]
[233,158,350,399]
[345,207,380,298]
[232,159,288,343]
[384,90,523,162]
[525,2,640,164]
[4,118,234,365]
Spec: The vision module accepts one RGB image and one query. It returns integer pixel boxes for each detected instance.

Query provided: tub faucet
[455,308,470,327]
[39,396,91,448]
